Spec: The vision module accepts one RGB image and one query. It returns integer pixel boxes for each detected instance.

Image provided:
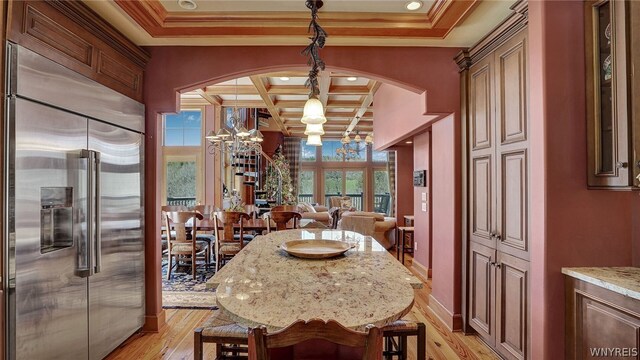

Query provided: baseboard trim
[143,309,166,333]
[411,259,430,282]
[428,294,463,332]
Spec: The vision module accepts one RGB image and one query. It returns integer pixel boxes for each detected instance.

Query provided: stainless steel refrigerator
[4,44,145,359]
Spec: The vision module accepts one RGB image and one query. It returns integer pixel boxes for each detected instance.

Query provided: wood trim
[7,0,148,102]
[411,258,431,282]
[142,309,167,333]
[249,75,289,135]
[114,0,478,40]
[455,0,528,71]
[428,294,463,332]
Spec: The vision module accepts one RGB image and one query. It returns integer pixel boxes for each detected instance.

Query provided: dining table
[163,217,316,232]
[206,229,422,332]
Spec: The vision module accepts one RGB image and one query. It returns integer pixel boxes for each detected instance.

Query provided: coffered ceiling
[83,0,517,46]
[180,71,376,137]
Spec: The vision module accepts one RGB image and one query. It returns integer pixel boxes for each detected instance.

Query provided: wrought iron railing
[298,194,314,203]
[166,196,197,207]
[373,193,391,215]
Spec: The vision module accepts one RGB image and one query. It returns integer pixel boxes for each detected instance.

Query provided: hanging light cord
[302,0,327,98]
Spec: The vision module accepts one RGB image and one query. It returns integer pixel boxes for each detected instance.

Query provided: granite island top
[207,229,422,331]
[562,267,640,300]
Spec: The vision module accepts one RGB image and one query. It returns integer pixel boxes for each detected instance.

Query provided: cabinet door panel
[498,150,528,259]
[470,61,493,151]
[470,156,494,249]
[495,31,527,145]
[469,242,496,346]
[496,252,529,360]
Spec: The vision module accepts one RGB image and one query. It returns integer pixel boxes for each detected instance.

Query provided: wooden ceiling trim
[195,88,222,105]
[249,75,289,135]
[318,71,331,112]
[275,100,366,109]
[266,85,309,95]
[328,86,371,95]
[113,0,477,40]
[205,85,258,95]
[346,80,381,134]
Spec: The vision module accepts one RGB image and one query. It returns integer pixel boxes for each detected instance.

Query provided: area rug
[162,260,218,309]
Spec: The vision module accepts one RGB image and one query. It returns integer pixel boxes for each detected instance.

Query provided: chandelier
[301,0,327,147]
[337,129,374,160]
[204,79,264,156]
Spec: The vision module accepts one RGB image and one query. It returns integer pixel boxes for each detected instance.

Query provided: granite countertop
[207,229,421,331]
[562,267,640,300]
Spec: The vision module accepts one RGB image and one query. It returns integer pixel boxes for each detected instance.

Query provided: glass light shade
[365,133,373,144]
[216,128,232,138]
[249,130,264,142]
[304,123,325,136]
[205,130,219,141]
[341,135,351,144]
[236,126,250,137]
[300,98,327,125]
[354,134,362,143]
[306,134,323,146]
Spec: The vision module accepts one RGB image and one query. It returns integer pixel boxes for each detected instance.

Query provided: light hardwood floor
[106,254,499,360]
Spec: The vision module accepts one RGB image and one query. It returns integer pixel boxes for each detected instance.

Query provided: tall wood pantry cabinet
[457,3,530,359]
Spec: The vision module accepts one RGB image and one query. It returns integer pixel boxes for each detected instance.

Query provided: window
[324,170,343,196]
[164,110,202,146]
[373,170,391,215]
[299,170,315,203]
[301,140,317,162]
[321,140,344,162]
[347,142,367,162]
[345,171,364,210]
[372,150,388,162]
[166,160,197,206]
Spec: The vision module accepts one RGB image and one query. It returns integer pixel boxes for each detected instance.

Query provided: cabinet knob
[495,233,502,241]
[489,232,496,239]
[496,263,502,269]
[489,261,495,267]
[616,162,628,169]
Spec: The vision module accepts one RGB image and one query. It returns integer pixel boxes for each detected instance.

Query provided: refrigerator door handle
[94,151,102,274]
[76,149,93,277]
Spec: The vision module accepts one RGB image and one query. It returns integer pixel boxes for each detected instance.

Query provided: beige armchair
[339,211,397,249]
[297,203,332,226]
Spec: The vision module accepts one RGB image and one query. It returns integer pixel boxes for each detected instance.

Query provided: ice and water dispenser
[40,187,73,253]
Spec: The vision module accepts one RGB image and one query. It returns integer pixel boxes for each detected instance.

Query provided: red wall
[529,2,636,358]
[394,146,414,227]
[430,115,461,325]
[374,84,451,150]
[413,132,431,271]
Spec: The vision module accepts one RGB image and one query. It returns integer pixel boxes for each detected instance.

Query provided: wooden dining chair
[248,319,383,360]
[264,211,302,233]
[192,204,219,218]
[160,205,188,253]
[213,211,251,271]
[164,211,210,280]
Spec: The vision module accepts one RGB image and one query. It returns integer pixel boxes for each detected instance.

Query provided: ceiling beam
[274,100,366,109]
[220,100,266,108]
[195,88,222,105]
[318,71,331,112]
[249,75,289,136]
[204,85,258,95]
[346,80,381,135]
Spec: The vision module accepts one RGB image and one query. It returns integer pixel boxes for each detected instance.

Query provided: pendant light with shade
[301,0,327,145]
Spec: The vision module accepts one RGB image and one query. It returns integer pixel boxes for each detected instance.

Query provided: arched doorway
[143,45,461,330]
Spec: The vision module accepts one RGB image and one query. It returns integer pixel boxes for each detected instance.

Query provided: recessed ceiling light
[280,76,290,81]
[405,1,423,11]
[405,141,413,144]
[178,0,197,10]
[346,76,358,82]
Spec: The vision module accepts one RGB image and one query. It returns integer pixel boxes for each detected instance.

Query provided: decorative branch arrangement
[302,0,327,98]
